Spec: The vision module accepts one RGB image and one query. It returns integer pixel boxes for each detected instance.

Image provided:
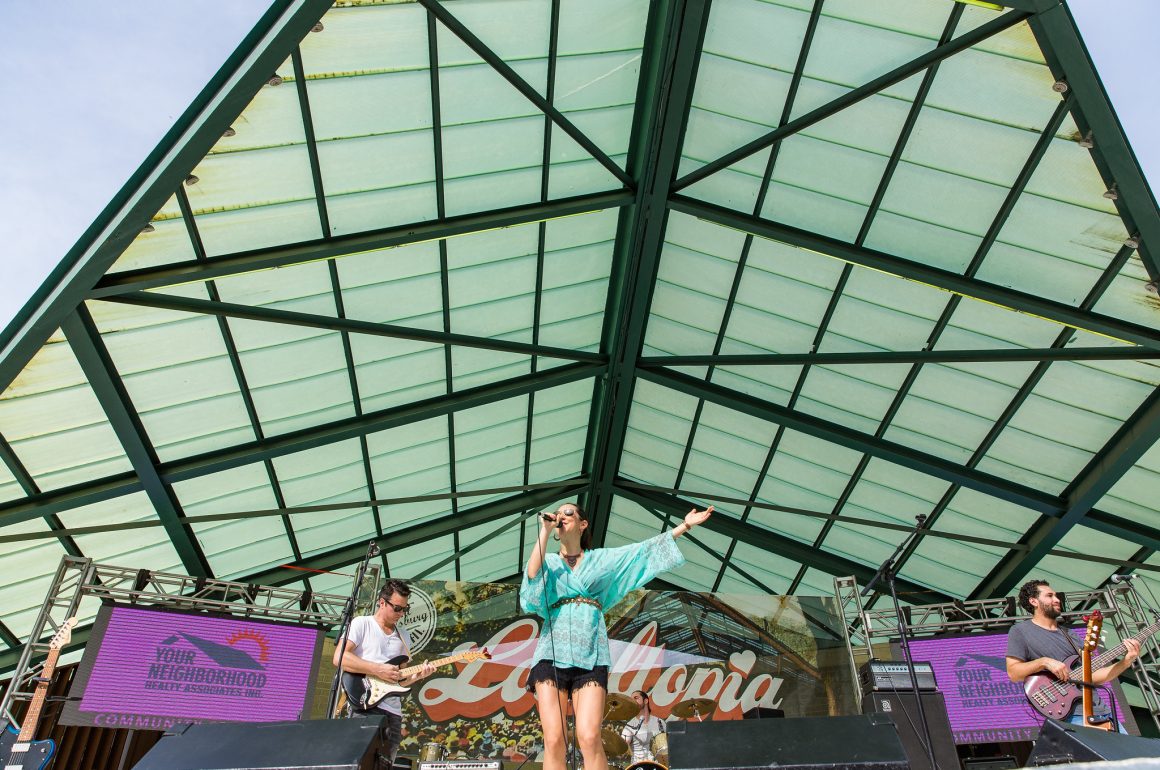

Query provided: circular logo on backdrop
[401,585,437,652]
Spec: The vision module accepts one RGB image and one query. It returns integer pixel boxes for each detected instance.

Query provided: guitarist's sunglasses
[383,599,410,614]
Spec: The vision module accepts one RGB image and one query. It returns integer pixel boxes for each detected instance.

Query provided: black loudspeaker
[1027,719,1160,765]
[132,717,386,770]
[668,714,909,770]
[861,690,960,770]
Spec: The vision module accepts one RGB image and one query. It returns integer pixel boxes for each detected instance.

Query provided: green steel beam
[104,291,605,363]
[973,385,1160,598]
[0,620,18,650]
[161,361,604,485]
[89,190,634,297]
[674,7,1030,191]
[636,365,1062,514]
[615,483,951,605]
[781,7,965,594]
[415,0,632,189]
[0,432,83,557]
[810,94,1076,592]
[245,483,577,587]
[1085,510,1160,552]
[0,368,600,530]
[0,480,588,544]
[1030,4,1160,279]
[583,0,712,546]
[0,0,336,395]
[60,308,211,577]
[640,346,1156,367]
[668,196,1160,350]
[173,184,308,568]
[0,474,142,529]
[671,0,826,552]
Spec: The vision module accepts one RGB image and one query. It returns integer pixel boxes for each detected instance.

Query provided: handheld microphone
[1110,574,1138,583]
[540,512,563,528]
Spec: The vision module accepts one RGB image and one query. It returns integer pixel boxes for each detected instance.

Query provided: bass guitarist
[1006,579,1139,731]
[335,579,436,768]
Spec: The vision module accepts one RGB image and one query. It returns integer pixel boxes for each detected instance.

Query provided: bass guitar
[342,648,490,710]
[0,618,77,770]
[1024,613,1158,720]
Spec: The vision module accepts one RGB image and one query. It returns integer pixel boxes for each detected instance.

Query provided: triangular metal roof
[3,0,1160,673]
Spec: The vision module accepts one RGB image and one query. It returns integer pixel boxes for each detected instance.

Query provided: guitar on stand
[1081,611,1113,730]
[1025,611,1159,722]
[0,618,77,769]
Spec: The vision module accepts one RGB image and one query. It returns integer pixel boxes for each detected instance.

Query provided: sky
[0,1,1156,336]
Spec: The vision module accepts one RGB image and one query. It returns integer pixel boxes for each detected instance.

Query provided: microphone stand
[862,515,939,770]
[327,540,380,719]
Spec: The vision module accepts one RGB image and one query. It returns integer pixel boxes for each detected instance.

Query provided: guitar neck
[1074,617,1160,678]
[17,648,60,743]
[398,652,472,677]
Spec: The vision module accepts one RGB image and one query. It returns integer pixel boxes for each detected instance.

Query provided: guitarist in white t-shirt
[335,579,436,768]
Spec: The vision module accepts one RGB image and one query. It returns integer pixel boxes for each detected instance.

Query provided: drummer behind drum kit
[603,694,716,770]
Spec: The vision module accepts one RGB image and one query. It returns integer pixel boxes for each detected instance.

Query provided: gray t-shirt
[1007,620,1109,718]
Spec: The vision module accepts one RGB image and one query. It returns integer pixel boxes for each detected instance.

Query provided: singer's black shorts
[527,660,609,694]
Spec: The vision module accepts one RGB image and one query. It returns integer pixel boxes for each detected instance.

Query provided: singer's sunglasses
[383,599,410,614]
[555,508,579,517]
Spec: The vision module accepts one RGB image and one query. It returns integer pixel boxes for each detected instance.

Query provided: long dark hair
[562,502,593,550]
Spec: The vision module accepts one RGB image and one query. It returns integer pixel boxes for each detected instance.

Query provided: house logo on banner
[402,585,438,652]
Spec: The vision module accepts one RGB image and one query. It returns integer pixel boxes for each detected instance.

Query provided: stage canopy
[3,0,1160,668]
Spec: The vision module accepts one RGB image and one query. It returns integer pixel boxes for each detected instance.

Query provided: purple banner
[906,630,1130,743]
[60,604,323,730]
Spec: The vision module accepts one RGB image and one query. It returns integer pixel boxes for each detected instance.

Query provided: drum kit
[417,695,717,770]
[601,694,716,770]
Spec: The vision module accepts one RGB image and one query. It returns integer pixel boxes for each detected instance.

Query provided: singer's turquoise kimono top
[520,531,685,670]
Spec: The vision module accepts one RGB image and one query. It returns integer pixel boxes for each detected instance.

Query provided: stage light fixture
[141,223,155,234]
[1125,234,1140,250]
[222,126,236,138]
[184,174,199,187]
[1146,282,1158,296]
[1052,80,1068,93]
[311,22,324,32]
[1077,131,1094,148]
[267,74,284,87]
[1103,184,1119,200]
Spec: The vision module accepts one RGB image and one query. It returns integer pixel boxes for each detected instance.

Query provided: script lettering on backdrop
[417,619,783,721]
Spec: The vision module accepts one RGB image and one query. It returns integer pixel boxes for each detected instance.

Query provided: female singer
[520,502,713,770]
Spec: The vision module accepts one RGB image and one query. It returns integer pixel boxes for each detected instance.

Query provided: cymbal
[601,727,628,756]
[563,725,629,757]
[671,697,716,719]
[604,693,636,721]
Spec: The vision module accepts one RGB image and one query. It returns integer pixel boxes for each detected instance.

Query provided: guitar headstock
[463,647,492,662]
[48,617,78,651]
[1084,610,1104,651]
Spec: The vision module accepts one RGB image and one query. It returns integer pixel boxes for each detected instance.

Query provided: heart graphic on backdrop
[729,649,757,674]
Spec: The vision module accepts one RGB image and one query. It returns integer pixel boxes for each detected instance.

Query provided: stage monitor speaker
[132,717,385,770]
[962,757,1017,770]
[1027,718,1160,766]
[668,714,909,770]
[861,689,960,770]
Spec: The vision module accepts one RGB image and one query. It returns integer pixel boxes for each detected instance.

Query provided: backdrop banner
[390,580,855,761]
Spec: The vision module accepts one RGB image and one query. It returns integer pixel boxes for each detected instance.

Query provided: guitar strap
[1060,626,1081,656]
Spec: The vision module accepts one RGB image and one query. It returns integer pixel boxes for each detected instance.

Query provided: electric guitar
[0,618,77,770]
[341,648,490,710]
[1025,614,1159,720]
[1081,610,1113,730]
